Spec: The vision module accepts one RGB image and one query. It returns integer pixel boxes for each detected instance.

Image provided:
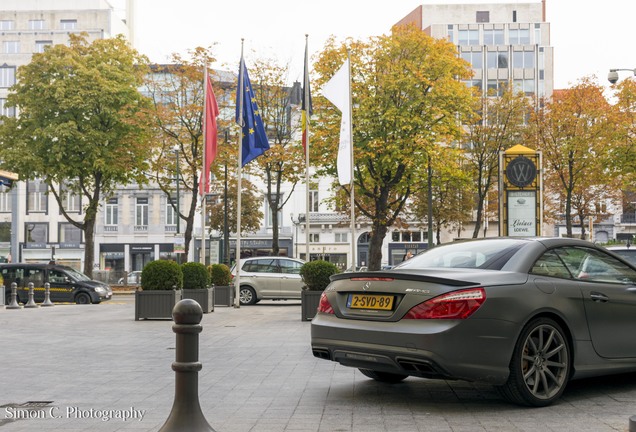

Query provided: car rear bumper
[310,312,516,385]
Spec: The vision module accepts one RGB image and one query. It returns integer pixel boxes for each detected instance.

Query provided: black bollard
[24,282,39,308]
[5,283,21,309]
[158,299,215,432]
[41,282,54,307]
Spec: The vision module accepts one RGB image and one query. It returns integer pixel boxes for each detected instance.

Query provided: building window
[0,66,16,88]
[458,29,479,46]
[0,187,10,213]
[60,183,80,213]
[35,40,52,54]
[60,19,77,30]
[483,29,504,45]
[4,41,19,54]
[135,197,148,227]
[513,79,535,96]
[0,20,14,30]
[335,233,348,243]
[105,198,118,226]
[27,179,47,213]
[534,24,541,45]
[166,198,177,225]
[0,98,15,117]
[59,223,81,243]
[0,222,10,242]
[476,11,490,23]
[487,51,509,69]
[509,28,530,45]
[266,194,282,227]
[309,186,319,212]
[513,49,535,69]
[309,233,320,243]
[447,25,454,43]
[28,20,45,30]
[461,51,483,69]
[25,223,48,244]
[463,79,482,91]
[487,79,507,97]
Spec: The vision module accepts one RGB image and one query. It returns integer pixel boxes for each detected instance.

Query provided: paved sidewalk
[1,296,635,432]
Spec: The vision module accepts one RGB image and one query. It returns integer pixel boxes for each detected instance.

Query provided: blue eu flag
[235,60,270,166]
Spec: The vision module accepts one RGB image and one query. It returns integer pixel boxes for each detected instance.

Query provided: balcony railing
[621,213,636,224]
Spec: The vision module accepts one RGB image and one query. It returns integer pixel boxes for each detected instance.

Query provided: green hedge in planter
[141,260,182,290]
[209,263,231,286]
[181,262,210,289]
[300,260,340,291]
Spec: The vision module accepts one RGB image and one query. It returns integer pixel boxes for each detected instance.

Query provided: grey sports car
[311,237,636,406]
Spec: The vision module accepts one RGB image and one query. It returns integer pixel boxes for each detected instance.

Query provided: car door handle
[590,292,609,303]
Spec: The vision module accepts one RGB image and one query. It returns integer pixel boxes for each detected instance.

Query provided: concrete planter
[181,287,214,313]
[135,290,181,321]
[301,290,323,321]
[213,285,234,307]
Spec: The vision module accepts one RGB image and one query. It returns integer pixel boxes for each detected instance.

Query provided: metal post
[41,282,54,307]
[158,299,215,432]
[24,282,38,308]
[223,130,230,266]
[5,283,21,309]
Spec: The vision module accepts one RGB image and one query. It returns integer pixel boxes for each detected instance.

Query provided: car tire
[358,369,408,383]
[75,292,92,305]
[239,286,257,305]
[497,317,570,407]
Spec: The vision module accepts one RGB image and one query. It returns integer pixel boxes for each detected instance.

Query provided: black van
[1,263,112,304]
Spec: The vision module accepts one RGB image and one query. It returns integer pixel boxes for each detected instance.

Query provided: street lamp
[608,68,636,84]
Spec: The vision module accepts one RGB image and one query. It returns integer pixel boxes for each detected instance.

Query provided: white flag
[322,59,351,186]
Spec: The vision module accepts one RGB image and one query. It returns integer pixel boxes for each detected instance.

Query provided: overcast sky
[120,0,636,89]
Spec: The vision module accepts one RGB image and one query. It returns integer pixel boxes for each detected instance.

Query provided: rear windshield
[397,238,526,270]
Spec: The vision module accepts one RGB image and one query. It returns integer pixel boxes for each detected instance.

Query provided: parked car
[232,256,305,305]
[605,245,636,266]
[1,263,112,304]
[311,237,636,407]
[118,270,142,285]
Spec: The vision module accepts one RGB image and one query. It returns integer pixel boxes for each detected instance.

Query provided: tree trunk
[272,213,280,256]
[368,223,387,271]
[83,215,96,278]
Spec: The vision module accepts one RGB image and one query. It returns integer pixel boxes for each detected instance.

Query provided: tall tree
[529,77,616,237]
[463,87,531,238]
[0,34,153,277]
[144,47,225,260]
[411,145,473,244]
[249,58,304,255]
[313,25,475,270]
[610,78,636,185]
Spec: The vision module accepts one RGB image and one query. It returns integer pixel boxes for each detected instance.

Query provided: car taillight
[316,292,334,314]
[404,287,485,320]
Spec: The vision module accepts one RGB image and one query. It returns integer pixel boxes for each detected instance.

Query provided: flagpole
[304,34,311,262]
[347,52,356,270]
[200,67,208,265]
[235,40,245,308]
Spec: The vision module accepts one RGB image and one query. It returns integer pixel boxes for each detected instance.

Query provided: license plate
[347,294,394,310]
